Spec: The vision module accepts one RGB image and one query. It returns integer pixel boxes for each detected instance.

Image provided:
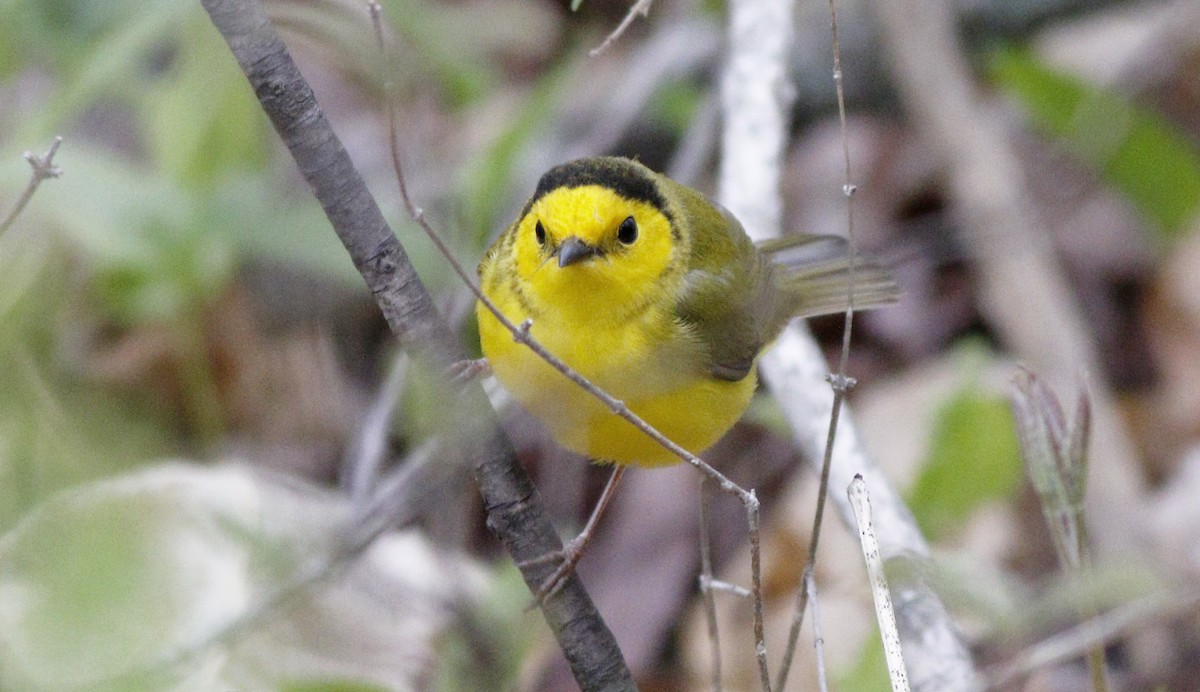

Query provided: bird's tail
[760,234,901,319]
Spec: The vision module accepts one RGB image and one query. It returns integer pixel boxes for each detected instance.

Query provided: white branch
[717,0,982,688]
[849,476,910,692]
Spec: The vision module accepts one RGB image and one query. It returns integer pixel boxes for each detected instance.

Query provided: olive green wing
[664,180,900,382]
[665,184,776,382]
[760,234,901,333]
[674,263,773,382]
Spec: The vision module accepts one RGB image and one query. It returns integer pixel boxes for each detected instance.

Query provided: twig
[848,475,910,692]
[365,2,776,686]
[201,1,633,688]
[776,374,854,690]
[698,476,723,692]
[0,137,64,235]
[341,351,408,504]
[718,0,982,686]
[589,0,654,57]
[807,571,829,692]
[985,591,1200,689]
[776,0,858,683]
[702,578,753,598]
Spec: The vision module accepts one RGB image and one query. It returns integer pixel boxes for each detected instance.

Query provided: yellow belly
[477,300,756,467]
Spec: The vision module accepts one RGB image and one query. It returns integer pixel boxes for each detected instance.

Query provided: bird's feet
[449,358,491,383]
[519,533,590,609]
[518,466,626,608]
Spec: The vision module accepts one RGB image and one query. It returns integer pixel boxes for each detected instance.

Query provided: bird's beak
[557,236,598,267]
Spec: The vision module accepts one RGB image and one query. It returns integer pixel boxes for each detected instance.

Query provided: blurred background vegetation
[1,0,1199,689]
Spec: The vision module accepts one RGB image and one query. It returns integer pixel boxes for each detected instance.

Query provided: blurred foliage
[280,682,390,692]
[647,79,705,135]
[990,48,1200,239]
[432,564,533,692]
[0,463,487,690]
[907,346,1023,540]
[457,59,574,244]
[0,209,173,529]
[0,465,309,689]
[835,625,890,692]
[3,0,1196,687]
[0,0,567,685]
[0,0,367,447]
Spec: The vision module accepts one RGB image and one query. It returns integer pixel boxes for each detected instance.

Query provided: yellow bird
[477,156,899,468]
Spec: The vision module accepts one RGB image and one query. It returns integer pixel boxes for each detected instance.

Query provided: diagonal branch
[718,0,981,688]
[198,1,633,689]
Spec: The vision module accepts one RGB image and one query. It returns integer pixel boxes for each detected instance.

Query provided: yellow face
[512,184,678,321]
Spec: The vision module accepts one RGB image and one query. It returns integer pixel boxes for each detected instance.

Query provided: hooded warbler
[477,156,899,467]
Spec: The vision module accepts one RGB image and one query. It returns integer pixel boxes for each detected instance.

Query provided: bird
[475,156,899,597]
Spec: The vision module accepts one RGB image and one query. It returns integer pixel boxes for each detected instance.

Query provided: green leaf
[989,48,1200,238]
[14,145,234,324]
[908,372,1023,540]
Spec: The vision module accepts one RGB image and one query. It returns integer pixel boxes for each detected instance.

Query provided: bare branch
[698,476,723,692]
[849,475,910,692]
[0,137,64,235]
[985,591,1200,689]
[589,0,654,57]
[806,571,829,692]
[200,1,633,688]
[341,352,408,504]
[718,0,980,688]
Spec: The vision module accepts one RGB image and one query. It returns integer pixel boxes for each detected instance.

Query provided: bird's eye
[617,216,638,245]
[534,220,546,246]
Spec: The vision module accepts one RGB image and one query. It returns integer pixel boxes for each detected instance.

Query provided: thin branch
[848,475,910,692]
[589,0,654,57]
[698,476,723,692]
[807,571,829,692]
[718,0,982,687]
[0,137,64,235]
[776,0,858,683]
[985,591,1200,689]
[776,372,853,689]
[703,578,753,598]
[201,1,632,688]
[341,351,408,504]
